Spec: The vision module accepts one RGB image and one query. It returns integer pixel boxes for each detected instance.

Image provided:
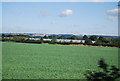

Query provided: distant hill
[50,34,119,39]
[1,33,119,39]
[97,35,120,39]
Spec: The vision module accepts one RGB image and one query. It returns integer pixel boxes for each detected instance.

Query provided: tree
[102,39,110,44]
[83,35,88,40]
[2,34,5,38]
[70,40,73,44]
[89,35,98,41]
[67,35,78,40]
[84,59,120,81]
[43,35,48,39]
[99,36,104,41]
[50,36,57,44]
[16,34,30,37]
[13,36,27,42]
[40,37,43,43]
[48,36,53,39]
[84,39,92,45]
[110,39,120,47]
[94,40,102,46]
[58,36,66,39]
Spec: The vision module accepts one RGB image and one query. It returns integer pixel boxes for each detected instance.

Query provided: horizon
[1,32,119,36]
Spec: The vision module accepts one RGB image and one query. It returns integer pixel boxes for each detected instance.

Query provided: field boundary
[2,41,119,48]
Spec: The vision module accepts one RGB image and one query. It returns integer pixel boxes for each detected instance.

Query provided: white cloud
[106,8,120,21]
[59,9,73,17]
[89,0,105,2]
[107,8,120,15]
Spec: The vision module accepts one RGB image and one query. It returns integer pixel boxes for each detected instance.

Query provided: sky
[1,1,119,36]
[1,0,119,2]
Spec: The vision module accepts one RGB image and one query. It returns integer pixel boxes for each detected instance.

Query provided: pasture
[2,42,118,79]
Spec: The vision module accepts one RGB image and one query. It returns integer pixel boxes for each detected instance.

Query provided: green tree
[58,36,66,39]
[48,36,53,39]
[16,34,30,37]
[50,36,57,44]
[48,36,56,39]
[67,35,78,40]
[89,35,98,41]
[84,39,92,45]
[83,35,88,40]
[43,35,48,39]
[99,36,104,40]
[94,40,103,46]
[102,39,110,44]
[40,37,43,43]
[98,36,110,44]
[110,39,120,47]
[70,40,73,44]
[13,36,27,42]
[2,34,5,38]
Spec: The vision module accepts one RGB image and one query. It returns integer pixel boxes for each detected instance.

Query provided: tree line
[1,34,120,47]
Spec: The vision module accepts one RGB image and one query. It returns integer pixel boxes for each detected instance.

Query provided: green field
[2,42,118,79]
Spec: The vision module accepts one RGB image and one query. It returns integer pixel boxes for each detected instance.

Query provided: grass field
[2,42,118,79]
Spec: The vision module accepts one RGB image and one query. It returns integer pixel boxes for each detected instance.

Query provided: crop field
[2,42,118,79]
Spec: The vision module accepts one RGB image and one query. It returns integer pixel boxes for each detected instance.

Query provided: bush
[84,59,120,81]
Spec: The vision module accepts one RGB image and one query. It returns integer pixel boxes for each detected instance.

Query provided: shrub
[84,59,120,81]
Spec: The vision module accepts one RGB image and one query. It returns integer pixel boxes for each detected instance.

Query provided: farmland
[2,42,118,79]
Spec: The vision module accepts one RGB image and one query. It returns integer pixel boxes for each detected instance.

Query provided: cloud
[106,8,120,21]
[59,9,73,17]
[107,8,120,16]
[89,0,105,2]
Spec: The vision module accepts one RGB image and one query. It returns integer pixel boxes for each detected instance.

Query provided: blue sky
[1,2,119,35]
